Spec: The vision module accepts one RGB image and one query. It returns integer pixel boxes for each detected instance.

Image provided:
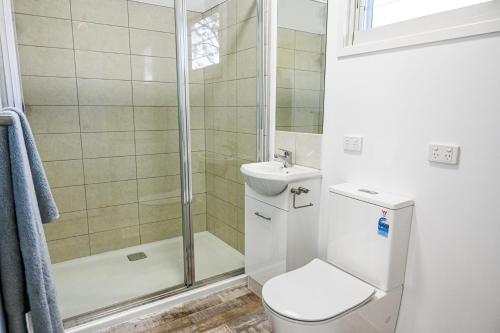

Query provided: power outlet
[344,136,363,152]
[428,144,460,164]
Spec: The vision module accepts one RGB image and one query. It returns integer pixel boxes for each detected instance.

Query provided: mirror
[275,0,327,134]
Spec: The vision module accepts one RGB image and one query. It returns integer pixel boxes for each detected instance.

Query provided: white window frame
[338,0,500,57]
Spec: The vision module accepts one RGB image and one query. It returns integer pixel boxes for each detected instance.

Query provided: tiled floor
[54,232,244,318]
[99,286,272,333]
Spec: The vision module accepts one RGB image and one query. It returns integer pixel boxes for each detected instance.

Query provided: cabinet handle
[254,212,271,221]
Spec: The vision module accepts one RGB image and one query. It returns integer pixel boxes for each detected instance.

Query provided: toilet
[261,183,414,333]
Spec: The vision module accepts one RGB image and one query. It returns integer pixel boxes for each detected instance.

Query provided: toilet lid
[262,259,375,322]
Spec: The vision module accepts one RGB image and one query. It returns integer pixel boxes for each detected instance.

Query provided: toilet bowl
[260,184,414,333]
[262,259,403,333]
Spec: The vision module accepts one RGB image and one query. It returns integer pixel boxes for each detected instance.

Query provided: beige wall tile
[189,84,205,107]
[277,48,294,68]
[90,226,140,254]
[139,196,180,224]
[207,194,237,229]
[211,130,237,157]
[210,107,237,132]
[71,0,128,26]
[133,81,177,106]
[218,25,237,55]
[206,152,237,180]
[48,235,89,263]
[277,28,295,49]
[236,17,256,51]
[52,185,87,213]
[22,76,77,105]
[295,50,322,72]
[136,153,179,178]
[237,231,244,254]
[237,106,256,134]
[214,219,238,249]
[88,203,139,233]
[16,14,73,48]
[237,0,256,22]
[140,219,181,243]
[130,29,175,58]
[205,81,237,107]
[35,133,82,161]
[294,89,320,108]
[190,107,205,130]
[237,77,256,106]
[295,31,322,52]
[276,68,294,88]
[85,180,138,209]
[80,106,134,132]
[14,0,71,18]
[276,88,293,107]
[44,210,88,241]
[295,133,322,169]
[44,160,84,187]
[138,176,180,202]
[135,130,178,155]
[84,156,136,183]
[75,51,131,80]
[26,106,80,133]
[134,107,176,131]
[128,1,175,33]
[276,107,292,127]
[77,79,132,105]
[236,48,256,79]
[19,46,75,77]
[73,21,129,53]
[237,133,256,160]
[192,151,206,174]
[204,54,237,83]
[193,172,206,194]
[193,214,207,233]
[295,70,321,90]
[81,132,135,158]
[131,56,176,82]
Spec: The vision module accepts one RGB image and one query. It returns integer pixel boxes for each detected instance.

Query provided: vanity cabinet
[244,176,321,286]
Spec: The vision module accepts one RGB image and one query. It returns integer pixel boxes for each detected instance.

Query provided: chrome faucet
[274,148,293,168]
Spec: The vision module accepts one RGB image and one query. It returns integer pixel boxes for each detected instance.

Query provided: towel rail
[0,114,13,126]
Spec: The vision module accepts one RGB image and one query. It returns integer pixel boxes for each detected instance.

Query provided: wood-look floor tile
[99,286,272,333]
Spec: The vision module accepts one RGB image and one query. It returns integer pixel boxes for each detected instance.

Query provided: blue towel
[0,109,63,333]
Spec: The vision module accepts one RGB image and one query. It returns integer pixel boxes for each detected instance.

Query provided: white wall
[319,2,500,333]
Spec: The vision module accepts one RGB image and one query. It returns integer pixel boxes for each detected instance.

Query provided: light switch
[344,136,363,152]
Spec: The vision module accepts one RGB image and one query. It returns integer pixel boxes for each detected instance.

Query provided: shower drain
[127,252,147,261]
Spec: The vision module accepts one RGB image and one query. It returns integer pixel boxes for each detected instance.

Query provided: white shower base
[52,231,244,319]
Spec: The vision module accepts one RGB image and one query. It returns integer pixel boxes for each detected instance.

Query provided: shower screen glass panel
[11,0,255,321]
[186,0,257,282]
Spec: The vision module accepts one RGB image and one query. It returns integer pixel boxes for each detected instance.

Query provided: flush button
[358,188,378,195]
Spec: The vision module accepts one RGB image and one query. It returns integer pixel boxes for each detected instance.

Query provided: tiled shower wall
[14,0,209,263]
[203,0,257,254]
[276,27,325,134]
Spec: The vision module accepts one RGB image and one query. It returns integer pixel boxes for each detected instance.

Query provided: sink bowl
[240,161,321,196]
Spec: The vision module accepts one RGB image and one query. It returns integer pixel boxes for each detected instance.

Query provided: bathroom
[0,0,498,332]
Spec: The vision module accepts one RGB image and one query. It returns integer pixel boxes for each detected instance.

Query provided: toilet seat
[262,259,375,322]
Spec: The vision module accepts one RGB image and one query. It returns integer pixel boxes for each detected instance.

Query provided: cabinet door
[245,196,288,285]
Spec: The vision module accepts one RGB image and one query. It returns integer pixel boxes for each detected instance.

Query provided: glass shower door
[12,0,190,320]
[184,0,260,283]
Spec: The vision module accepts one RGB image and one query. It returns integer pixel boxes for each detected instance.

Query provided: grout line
[67,0,92,255]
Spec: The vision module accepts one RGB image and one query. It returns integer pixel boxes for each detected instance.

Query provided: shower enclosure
[0,0,268,327]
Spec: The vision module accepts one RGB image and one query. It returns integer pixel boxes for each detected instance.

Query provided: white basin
[240,161,322,196]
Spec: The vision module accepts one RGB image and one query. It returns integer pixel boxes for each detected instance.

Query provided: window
[191,13,220,70]
[339,0,500,56]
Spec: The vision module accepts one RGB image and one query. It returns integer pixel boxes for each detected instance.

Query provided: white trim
[338,0,500,57]
[268,0,277,160]
[66,275,248,333]
[0,0,23,109]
